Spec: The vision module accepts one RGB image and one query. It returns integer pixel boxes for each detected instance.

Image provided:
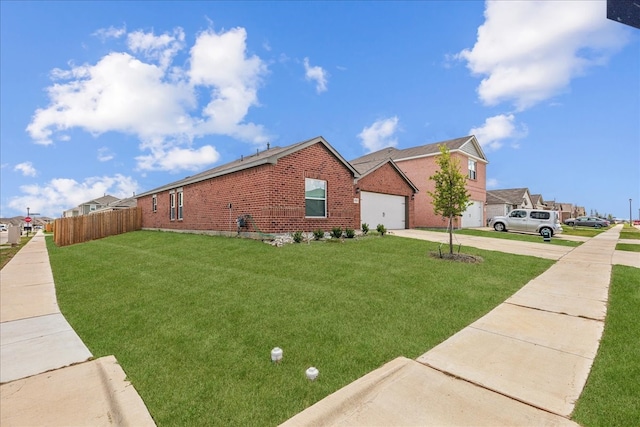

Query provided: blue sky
[1,1,638,220]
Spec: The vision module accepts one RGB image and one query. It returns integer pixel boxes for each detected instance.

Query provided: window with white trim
[152,195,157,213]
[177,190,183,220]
[468,159,477,180]
[170,192,176,220]
[305,178,326,217]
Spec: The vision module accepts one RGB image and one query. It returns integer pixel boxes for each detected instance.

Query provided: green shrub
[313,229,325,240]
[361,223,369,235]
[331,227,343,239]
[345,228,356,239]
[292,231,304,243]
[376,224,387,236]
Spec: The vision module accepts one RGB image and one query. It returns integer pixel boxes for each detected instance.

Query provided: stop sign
[24,216,32,223]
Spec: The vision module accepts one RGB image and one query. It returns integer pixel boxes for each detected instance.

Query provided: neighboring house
[136,136,416,235]
[530,194,547,210]
[351,135,488,228]
[62,195,120,217]
[552,202,585,222]
[485,188,534,220]
[89,196,138,214]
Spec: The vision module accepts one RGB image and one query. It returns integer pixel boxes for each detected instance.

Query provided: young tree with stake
[428,145,471,255]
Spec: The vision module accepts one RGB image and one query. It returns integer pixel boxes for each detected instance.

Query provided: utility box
[8,226,21,246]
[541,228,551,242]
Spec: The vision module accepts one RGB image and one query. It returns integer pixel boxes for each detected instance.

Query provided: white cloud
[486,178,499,189]
[457,1,629,110]
[97,147,114,162]
[303,57,328,93]
[135,145,220,172]
[93,25,126,41]
[7,174,139,218]
[14,162,37,177]
[358,116,399,153]
[470,114,527,151]
[26,26,269,172]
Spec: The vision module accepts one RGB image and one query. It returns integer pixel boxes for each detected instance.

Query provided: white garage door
[462,200,484,228]
[361,192,406,230]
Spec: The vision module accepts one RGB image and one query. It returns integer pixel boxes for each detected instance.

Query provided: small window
[152,195,157,213]
[468,159,477,180]
[177,190,183,220]
[530,211,550,220]
[305,178,326,217]
[509,210,526,218]
[170,192,176,220]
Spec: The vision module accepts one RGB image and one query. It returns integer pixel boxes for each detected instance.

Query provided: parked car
[489,209,563,236]
[563,216,609,228]
[0,224,7,232]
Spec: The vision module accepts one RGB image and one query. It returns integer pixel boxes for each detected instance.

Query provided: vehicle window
[509,210,526,218]
[530,211,550,220]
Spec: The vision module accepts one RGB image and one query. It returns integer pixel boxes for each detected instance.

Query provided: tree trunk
[448,215,454,254]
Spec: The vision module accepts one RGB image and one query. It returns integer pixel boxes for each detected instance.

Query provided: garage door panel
[361,192,406,230]
[462,200,483,228]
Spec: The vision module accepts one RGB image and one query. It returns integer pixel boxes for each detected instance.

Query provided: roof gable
[350,135,488,166]
[137,136,358,197]
[351,158,419,193]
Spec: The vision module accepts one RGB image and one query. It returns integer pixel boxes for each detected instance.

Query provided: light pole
[630,199,632,227]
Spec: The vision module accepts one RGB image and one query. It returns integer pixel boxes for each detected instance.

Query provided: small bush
[331,227,343,239]
[313,229,325,240]
[376,224,387,236]
[345,228,356,238]
[361,223,369,235]
[292,231,304,243]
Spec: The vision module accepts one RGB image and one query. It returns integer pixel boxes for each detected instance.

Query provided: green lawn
[418,227,581,247]
[47,231,554,426]
[572,265,640,426]
[615,243,640,252]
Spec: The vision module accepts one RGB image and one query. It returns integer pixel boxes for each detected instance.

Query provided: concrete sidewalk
[1,232,155,426]
[282,226,627,426]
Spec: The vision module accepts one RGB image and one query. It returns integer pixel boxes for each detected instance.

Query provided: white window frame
[170,191,176,221]
[177,189,183,220]
[305,178,327,218]
[468,159,477,180]
[152,195,157,213]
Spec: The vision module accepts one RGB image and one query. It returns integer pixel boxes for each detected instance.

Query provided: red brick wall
[139,143,358,234]
[396,152,486,228]
[356,162,416,228]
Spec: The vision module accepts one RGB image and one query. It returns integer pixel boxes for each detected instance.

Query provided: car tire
[595,224,601,229]
[566,222,574,227]
[540,227,552,237]
[494,223,505,232]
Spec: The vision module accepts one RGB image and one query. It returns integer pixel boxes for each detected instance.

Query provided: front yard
[47,231,554,426]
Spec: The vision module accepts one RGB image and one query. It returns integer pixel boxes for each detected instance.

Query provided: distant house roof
[136,136,359,198]
[350,135,488,165]
[486,188,530,205]
[530,194,544,206]
[85,195,119,205]
[351,158,419,193]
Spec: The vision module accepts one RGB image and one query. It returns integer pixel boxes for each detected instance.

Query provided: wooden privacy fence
[54,207,142,247]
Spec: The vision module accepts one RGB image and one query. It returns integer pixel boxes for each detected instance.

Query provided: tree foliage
[427,145,471,254]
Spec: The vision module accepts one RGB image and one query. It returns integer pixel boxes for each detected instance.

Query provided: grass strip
[47,231,553,426]
[418,228,580,246]
[615,243,640,252]
[573,265,640,426]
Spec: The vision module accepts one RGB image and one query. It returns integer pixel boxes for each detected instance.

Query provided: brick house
[351,135,488,228]
[136,136,416,236]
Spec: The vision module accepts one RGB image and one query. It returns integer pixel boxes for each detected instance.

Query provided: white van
[489,209,563,236]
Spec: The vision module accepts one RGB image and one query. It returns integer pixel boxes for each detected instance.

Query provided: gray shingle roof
[350,135,487,167]
[136,136,358,197]
[351,158,418,192]
[486,188,529,205]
